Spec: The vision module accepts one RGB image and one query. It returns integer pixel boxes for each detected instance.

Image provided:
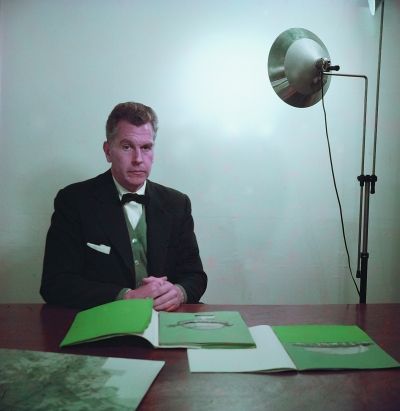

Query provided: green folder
[271,324,400,370]
[60,299,153,347]
[60,300,255,349]
[188,324,400,373]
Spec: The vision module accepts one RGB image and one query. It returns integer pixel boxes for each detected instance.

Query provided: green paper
[159,311,255,348]
[272,325,400,370]
[60,299,153,347]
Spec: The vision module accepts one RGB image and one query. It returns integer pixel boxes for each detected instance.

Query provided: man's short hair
[106,102,158,141]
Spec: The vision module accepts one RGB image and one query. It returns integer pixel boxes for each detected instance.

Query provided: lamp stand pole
[357,0,384,303]
[357,175,376,304]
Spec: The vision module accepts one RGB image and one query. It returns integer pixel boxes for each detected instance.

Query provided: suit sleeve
[170,195,207,303]
[40,189,124,309]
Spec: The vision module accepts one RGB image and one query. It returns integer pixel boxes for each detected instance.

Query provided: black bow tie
[121,193,148,206]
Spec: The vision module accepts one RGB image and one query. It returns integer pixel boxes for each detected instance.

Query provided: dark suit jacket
[40,170,207,309]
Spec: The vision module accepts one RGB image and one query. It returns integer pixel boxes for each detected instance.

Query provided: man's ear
[103,141,111,163]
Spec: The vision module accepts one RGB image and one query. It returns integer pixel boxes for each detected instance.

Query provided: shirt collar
[112,177,147,198]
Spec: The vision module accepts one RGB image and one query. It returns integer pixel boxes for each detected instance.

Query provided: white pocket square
[87,242,111,255]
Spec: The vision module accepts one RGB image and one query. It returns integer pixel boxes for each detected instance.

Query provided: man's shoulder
[57,170,112,198]
[147,180,186,197]
[147,180,189,205]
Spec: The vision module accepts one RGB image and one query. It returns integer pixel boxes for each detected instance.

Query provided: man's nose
[131,149,143,163]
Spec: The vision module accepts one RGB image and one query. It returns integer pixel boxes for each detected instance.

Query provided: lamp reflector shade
[268,28,331,108]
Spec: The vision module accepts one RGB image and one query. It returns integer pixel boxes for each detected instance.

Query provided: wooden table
[1,303,399,411]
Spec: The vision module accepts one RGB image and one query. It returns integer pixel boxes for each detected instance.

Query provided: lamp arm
[323,72,371,304]
[324,73,368,176]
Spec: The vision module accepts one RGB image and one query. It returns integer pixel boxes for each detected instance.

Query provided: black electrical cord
[320,74,360,297]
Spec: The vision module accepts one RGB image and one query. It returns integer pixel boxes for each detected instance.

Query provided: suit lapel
[145,181,172,275]
[89,173,172,278]
[91,171,135,274]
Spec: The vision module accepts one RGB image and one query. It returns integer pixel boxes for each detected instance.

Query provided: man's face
[103,120,155,192]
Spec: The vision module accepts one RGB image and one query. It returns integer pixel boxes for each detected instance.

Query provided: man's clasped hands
[123,276,184,312]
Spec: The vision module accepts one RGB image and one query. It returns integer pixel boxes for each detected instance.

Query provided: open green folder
[60,299,255,349]
[188,324,400,372]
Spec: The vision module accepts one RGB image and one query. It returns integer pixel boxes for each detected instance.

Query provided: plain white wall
[1,0,399,304]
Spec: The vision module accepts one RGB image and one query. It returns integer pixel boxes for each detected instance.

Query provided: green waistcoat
[124,211,148,287]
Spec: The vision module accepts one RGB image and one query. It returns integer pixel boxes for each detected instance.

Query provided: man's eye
[142,145,152,152]
[121,145,132,151]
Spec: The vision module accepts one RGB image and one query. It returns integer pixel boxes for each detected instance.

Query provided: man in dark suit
[40,102,207,310]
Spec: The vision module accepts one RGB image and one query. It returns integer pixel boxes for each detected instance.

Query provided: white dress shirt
[112,177,146,230]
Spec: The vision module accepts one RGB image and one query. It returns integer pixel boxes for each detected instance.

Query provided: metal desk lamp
[267,1,384,303]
